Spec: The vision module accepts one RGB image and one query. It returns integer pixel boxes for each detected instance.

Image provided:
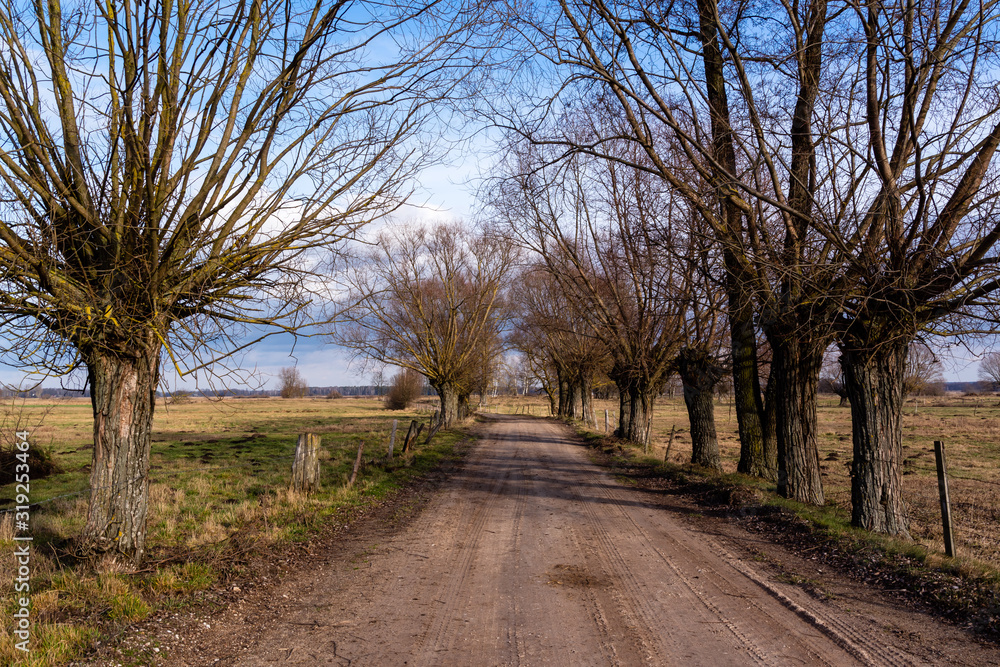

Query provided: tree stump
[402,419,418,453]
[292,433,321,494]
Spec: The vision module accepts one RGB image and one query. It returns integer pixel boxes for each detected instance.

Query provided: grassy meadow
[0,394,460,666]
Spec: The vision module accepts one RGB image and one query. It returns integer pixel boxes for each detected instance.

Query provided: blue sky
[0,143,989,390]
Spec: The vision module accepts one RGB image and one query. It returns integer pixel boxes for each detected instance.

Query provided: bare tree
[335,223,514,426]
[978,351,1000,392]
[509,264,608,423]
[0,0,471,562]
[674,220,729,472]
[384,368,424,410]
[278,367,309,399]
[831,0,1000,536]
[902,344,944,398]
[492,139,688,447]
[485,0,836,502]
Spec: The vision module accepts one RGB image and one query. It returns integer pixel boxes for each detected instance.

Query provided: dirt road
[175,415,997,665]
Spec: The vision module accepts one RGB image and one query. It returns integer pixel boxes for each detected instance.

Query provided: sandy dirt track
[171,415,999,666]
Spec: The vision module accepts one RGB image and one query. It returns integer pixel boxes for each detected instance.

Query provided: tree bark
[762,364,779,480]
[435,382,460,427]
[580,373,594,427]
[82,340,160,565]
[731,307,771,479]
[770,335,825,504]
[841,335,910,537]
[678,348,723,472]
[615,380,632,438]
[621,380,654,447]
[567,380,583,420]
[557,366,570,417]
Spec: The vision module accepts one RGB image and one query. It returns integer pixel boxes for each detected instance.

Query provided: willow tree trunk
[580,374,594,427]
[841,336,910,537]
[557,370,570,417]
[762,365,778,479]
[615,381,632,438]
[770,336,825,504]
[434,382,459,427]
[731,305,770,478]
[567,381,583,420]
[678,348,723,472]
[82,341,161,565]
[544,388,557,416]
[622,381,654,447]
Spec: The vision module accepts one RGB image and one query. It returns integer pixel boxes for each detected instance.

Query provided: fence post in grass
[347,440,365,488]
[425,416,443,445]
[934,440,956,557]
[664,425,676,462]
[402,419,418,453]
[292,433,321,494]
[605,409,609,434]
[388,419,398,460]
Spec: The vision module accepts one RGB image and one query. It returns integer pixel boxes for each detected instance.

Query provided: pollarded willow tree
[0,0,473,563]
[830,0,1000,535]
[483,0,840,503]
[494,0,1000,528]
[491,137,688,447]
[509,264,608,422]
[334,222,515,426]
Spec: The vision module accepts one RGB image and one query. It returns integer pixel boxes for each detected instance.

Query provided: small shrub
[278,367,309,398]
[384,369,423,410]
[327,389,344,399]
[168,390,192,404]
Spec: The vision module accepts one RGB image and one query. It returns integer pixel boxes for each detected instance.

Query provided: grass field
[0,394,456,666]
[487,392,1000,571]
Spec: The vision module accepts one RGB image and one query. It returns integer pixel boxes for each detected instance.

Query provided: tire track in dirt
[498,418,872,666]
[566,441,911,666]
[183,415,993,666]
[416,428,526,664]
[560,429,882,665]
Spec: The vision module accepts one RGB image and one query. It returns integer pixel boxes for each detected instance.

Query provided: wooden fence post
[401,419,417,453]
[291,433,321,494]
[388,419,398,460]
[605,409,609,434]
[402,419,426,453]
[347,441,365,488]
[664,425,676,462]
[934,440,956,557]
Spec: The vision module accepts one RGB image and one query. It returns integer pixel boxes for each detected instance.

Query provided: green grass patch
[0,395,470,665]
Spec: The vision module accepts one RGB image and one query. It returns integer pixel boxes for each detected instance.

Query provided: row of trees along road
[333,223,515,427]
[0,0,482,564]
[4,0,1000,564]
[476,0,1000,536]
